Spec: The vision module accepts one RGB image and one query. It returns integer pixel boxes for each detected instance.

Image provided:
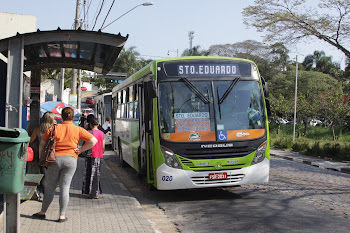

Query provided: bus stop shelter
[0,28,128,232]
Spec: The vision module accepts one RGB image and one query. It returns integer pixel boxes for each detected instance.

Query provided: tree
[317,84,350,141]
[207,40,269,58]
[243,0,350,58]
[181,45,205,56]
[302,50,344,79]
[270,70,339,101]
[296,94,318,136]
[303,51,327,71]
[270,43,290,71]
[112,46,152,77]
[206,40,292,81]
[269,70,339,136]
[269,94,293,134]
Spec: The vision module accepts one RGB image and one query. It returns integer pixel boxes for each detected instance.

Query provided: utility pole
[72,0,81,110]
[71,0,80,102]
[188,31,194,50]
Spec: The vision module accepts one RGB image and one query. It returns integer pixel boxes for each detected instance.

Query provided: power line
[91,0,105,30]
[84,0,93,29]
[86,0,94,17]
[100,0,117,30]
[90,0,102,30]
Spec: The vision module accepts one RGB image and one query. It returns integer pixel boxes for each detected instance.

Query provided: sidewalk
[0,150,158,233]
[270,148,350,174]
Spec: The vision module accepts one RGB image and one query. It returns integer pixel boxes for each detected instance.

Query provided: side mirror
[261,77,269,98]
[264,82,269,98]
[152,79,157,98]
[265,99,271,117]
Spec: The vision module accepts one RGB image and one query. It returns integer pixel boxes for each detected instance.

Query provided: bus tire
[118,139,126,167]
[148,184,157,191]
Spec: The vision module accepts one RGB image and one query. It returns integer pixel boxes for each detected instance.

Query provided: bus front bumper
[156,158,270,190]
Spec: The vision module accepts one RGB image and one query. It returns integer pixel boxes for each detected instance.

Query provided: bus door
[143,81,155,181]
[137,83,146,175]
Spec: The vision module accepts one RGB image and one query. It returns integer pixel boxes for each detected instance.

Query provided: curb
[271,153,350,175]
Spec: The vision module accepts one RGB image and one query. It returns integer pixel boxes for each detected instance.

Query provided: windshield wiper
[217,87,222,119]
[219,78,240,104]
[217,78,240,119]
[180,78,210,104]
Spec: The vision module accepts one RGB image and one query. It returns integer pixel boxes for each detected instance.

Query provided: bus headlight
[252,141,267,165]
[161,146,182,169]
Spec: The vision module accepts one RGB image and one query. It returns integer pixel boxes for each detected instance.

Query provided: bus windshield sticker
[236,132,250,137]
[174,112,209,119]
[217,124,224,130]
[174,112,210,132]
[189,132,201,141]
[217,130,227,141]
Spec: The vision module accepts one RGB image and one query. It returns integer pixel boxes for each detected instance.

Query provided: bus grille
[178,147,254,159]
[178,156,246,170]
[190,174,245,185]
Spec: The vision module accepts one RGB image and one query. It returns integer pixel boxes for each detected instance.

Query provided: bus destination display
[162,61,251,77]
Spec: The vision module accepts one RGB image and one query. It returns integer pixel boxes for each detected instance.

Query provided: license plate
[209,172,227,180]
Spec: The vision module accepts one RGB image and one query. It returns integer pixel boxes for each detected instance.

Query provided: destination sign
[178,64,239,76]
[162,61,251,77]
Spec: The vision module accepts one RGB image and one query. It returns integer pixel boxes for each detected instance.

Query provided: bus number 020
[162,176,173,181]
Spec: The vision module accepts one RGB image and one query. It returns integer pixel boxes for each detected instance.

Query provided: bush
[306,142,319,157]
[292,140,309,153]
[270,125,350,161]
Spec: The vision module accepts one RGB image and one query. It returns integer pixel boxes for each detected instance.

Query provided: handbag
[39,124,57,166]
[27,146,34,162]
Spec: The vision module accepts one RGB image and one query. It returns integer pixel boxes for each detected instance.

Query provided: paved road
[106,150,350,233]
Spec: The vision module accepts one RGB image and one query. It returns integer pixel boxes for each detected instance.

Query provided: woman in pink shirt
[82,117,105,199]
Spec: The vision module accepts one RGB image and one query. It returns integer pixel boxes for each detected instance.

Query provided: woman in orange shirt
[32,107,97,222]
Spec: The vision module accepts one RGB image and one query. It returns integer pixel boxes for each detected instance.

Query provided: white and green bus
[94,92,112,126]
[111,56,270,190]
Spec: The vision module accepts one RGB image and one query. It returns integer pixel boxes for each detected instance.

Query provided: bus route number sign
[209,172,227,180]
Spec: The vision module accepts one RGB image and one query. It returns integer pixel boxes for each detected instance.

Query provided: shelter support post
[5,36,24,128]
[4,35,24,233]
[28,69,41,133]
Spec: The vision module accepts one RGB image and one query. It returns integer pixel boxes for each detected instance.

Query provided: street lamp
[293,55,298,142]
[101,2,154,30]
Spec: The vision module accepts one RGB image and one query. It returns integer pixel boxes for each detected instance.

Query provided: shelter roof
[0,28,128,74]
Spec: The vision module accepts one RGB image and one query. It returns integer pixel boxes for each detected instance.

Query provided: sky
[1,0,347,69]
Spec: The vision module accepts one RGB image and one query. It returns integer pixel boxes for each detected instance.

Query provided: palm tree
[302,50,326,71]
[302,50,344,79]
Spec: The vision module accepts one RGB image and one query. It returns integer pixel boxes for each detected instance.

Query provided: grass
[269,123,350,162]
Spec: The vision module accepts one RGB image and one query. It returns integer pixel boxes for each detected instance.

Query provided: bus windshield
[159,79,265,142]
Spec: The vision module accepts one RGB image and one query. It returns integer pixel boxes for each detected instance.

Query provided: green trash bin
[0,127,30,194]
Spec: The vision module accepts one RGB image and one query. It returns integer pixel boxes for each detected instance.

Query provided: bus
[111,56,270,190]
[94,92,112,144]
[94,92,112,126]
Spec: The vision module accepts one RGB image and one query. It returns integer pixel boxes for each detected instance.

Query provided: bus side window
[122,90,127,118]
[128,86,133,118]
